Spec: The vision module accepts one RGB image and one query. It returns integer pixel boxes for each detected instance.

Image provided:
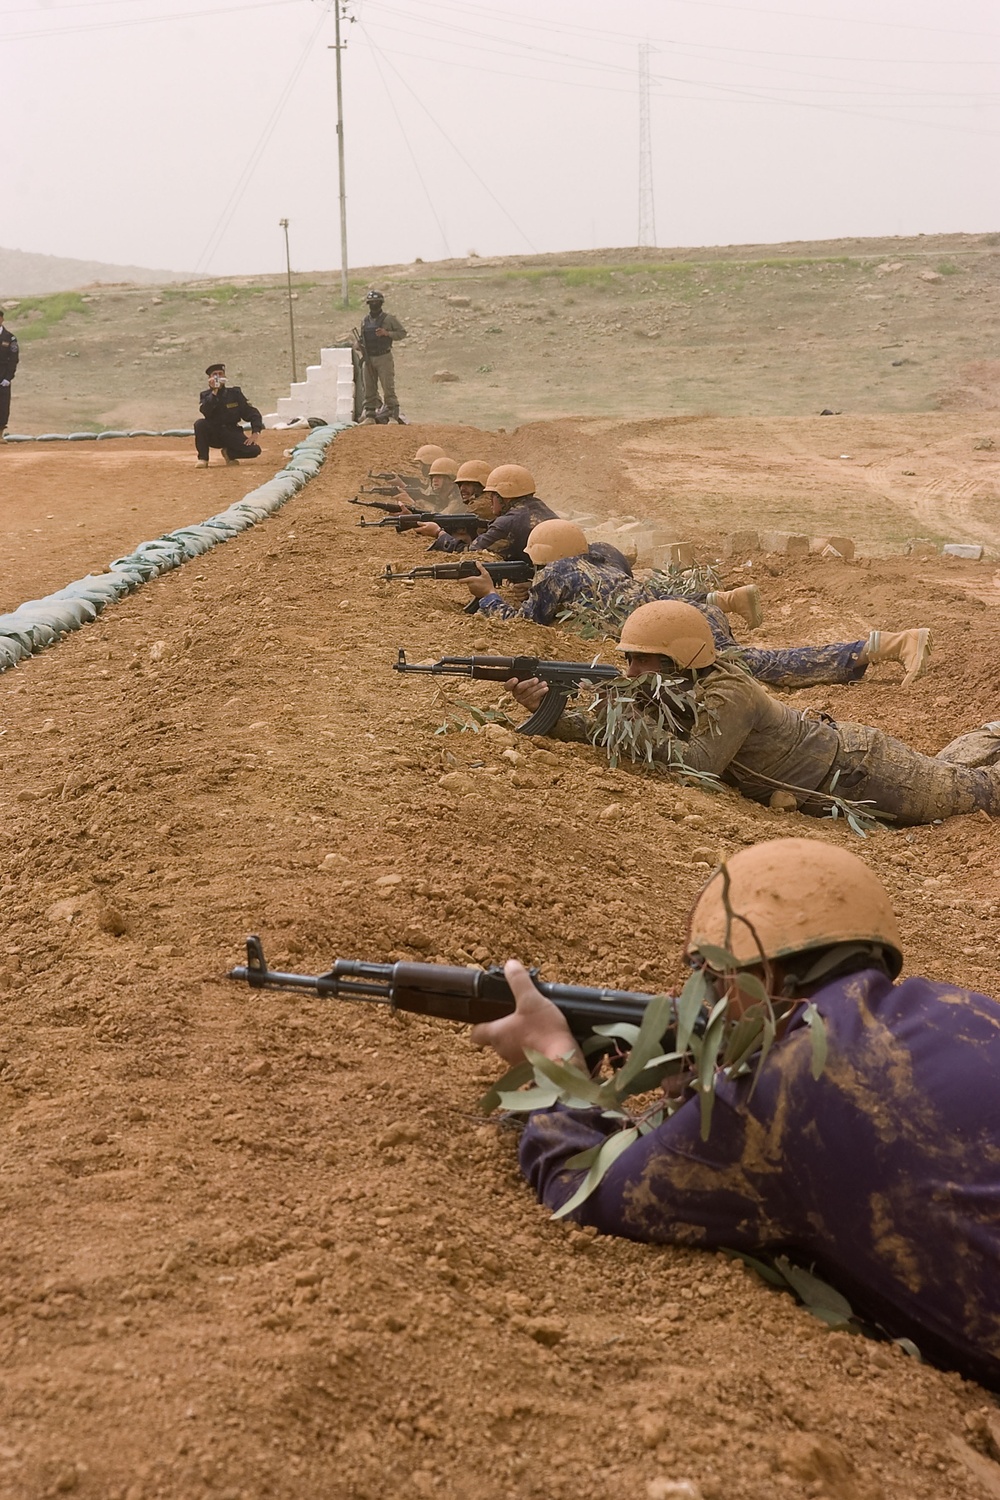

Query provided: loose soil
[1,420,999,1500]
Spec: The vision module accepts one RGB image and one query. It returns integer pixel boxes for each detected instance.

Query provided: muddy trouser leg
[818,721,1000,826]
[362,359,380,416]
[934,723,1000,769]
[739,641,867,689]
[371,352,398,417]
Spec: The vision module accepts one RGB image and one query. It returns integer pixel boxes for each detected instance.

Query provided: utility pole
[638,41,657,249]
[328,2,351,310]
[279,219,297,383]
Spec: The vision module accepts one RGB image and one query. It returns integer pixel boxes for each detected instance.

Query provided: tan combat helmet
[484,464,536,501]
[525,520,589,566]
[427,456,460,478]
[413,444,448,466]
[618,600,716,670]
[685,838,904,977]
[455,460,493,489]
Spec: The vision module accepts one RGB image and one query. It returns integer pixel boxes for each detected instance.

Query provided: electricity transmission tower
[637,42,657,248]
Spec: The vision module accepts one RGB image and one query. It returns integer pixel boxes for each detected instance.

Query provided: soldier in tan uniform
[508,599,1000,826]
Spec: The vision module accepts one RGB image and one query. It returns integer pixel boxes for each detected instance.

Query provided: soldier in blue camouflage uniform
[473,841,1000,1387]
[413,463,557,564]
[468,520,932,690]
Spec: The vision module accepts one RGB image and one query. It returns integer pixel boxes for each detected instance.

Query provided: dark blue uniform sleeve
[234,390,263,431]
[477,571,567,625]
[518,1097,793,1249]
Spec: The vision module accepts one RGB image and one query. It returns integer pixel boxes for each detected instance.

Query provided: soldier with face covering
[508,598,998,824]
[471,839,1000,1388]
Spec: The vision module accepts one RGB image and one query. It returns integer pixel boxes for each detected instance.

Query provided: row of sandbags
[3,429,195,442]
[0,424,346,672]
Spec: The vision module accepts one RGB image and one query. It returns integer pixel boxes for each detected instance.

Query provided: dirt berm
[1,422,999,1499]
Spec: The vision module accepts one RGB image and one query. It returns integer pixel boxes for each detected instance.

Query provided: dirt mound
[934,360,1000,411]
[0,427,999,1498]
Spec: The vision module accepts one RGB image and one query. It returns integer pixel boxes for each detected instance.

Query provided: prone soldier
[416,464,557,563]
[466,520,933,691]
[507,598,998,825]
[472,839,1000,1388]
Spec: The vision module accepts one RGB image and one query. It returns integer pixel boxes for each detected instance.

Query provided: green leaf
[676,970,710,1057]
[479,1059,534,1113]
[747,1014,777,1099]
[563,1144,602,1171]
[695,942,739,971]
[723,1248,789,1288]
[591,1022,641,1045]
[551,1126,639,1220]
[609,993,676,1094]
[893,1337,922,1361]
[721,1008,767,1070]
[495,1085,560,1112]
[735,971,769,1004]
[801,1002,829,1080]
[773,1256,855,1321]
[524,1049,607,1107]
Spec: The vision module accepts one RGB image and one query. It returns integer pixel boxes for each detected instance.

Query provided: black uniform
[195,385,263,461]
[0,323,19,433]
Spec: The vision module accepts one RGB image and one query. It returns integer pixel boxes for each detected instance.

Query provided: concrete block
[616,520,654,537]
[943,542,984,560]
[904,537,940,559]
[809,535,856,561]
[723,530,760,558]
[761,531,810,556]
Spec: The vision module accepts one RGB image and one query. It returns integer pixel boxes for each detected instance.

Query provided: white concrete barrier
[264,346,356,428]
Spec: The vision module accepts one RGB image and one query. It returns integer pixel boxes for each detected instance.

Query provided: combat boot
[864,628,932,687]
[706,585,763,629]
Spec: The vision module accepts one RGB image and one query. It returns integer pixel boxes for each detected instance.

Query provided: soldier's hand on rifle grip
[507,677,548,711]
[470,960,583,1067]
[415,521,443,538]
[465,561,495,601]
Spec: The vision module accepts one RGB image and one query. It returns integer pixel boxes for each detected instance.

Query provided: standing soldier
[358,290,407,425]
[194,364,264,468]
[0,309,19,436]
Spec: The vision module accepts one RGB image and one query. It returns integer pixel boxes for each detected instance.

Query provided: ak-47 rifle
[382,560,535,584]
[229,936,666,1048]
[393,649,619,735]
[383,558,536,614]
[358,513,489,536]
[350,495,409,514]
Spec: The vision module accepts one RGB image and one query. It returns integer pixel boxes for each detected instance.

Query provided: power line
[363,7,1000,101]
[0,0,300,42]
[638,43,656,249]
[355,20,538,252]
[366,38,453,259]
[194,2,331,273]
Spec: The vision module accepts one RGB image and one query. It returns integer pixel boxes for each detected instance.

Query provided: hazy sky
[4,0,998,277]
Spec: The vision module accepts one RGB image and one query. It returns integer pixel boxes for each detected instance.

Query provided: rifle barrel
[230,938,659,1037]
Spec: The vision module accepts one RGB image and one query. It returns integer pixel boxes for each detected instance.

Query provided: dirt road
[1,423,999,1499]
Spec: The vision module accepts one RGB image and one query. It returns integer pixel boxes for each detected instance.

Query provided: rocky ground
[1,420,999,1499]
[3,230,999,437]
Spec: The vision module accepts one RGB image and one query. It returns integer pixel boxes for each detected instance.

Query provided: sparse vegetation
[13,291,88,342]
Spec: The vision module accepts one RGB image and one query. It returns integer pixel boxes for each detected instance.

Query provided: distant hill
[0,246,188,295]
